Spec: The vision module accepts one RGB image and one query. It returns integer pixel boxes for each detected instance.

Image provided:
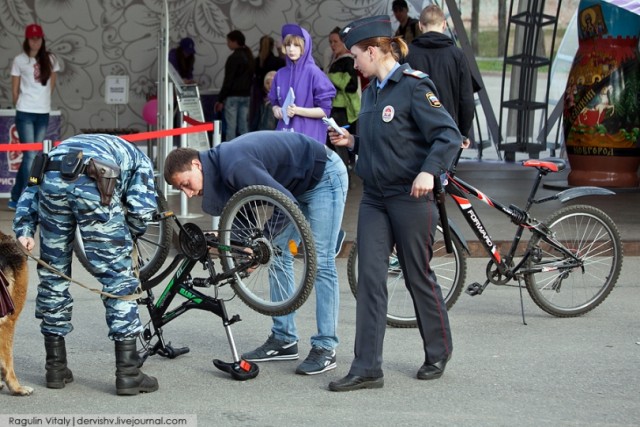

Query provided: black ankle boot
[44,335,74,389]
[115,339,159,396]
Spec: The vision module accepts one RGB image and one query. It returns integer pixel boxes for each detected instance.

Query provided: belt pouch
[86,158,120,206]
[60,150,84,180]
[28,152,50,186]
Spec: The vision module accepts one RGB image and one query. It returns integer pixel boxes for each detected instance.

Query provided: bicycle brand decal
[179,288,203,304]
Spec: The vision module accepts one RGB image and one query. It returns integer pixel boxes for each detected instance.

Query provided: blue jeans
[270,150,348,349]
[224,96,250,140]
[11,110,49,202]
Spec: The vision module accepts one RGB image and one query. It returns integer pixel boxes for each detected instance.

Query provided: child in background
[268,24,335,145]
[257,71,277,131]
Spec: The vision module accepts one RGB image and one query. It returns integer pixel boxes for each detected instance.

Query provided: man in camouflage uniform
[13,133,159,396]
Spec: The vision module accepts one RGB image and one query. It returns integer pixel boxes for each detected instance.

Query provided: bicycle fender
[447,219,470,255]
[555,186,615,203]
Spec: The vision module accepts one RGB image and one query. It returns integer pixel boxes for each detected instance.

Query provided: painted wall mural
[0,0,435,139]
[562,0,640,187]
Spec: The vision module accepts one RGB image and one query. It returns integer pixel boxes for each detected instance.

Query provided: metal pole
[212,120,222,230]
[42,139,52,154]
[176,113,201,219]
[156,0,171,196]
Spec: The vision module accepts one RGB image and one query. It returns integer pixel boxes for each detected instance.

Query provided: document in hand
[282,87,295,125]
[322,117,345,135]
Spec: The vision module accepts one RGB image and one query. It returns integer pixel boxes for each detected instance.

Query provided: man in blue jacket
[164,130,348,375]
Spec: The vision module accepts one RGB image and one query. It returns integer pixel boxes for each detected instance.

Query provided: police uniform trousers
[349,188,453,378]
[35,171,143,340]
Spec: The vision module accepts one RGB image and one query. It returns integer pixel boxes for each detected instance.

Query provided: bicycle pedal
[465,282,484,296]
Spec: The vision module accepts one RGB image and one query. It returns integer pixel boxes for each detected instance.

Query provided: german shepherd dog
[0,230,34,395]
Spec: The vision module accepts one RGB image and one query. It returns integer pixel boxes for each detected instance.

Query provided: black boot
[115,339,159,396]
[44,335,74,389]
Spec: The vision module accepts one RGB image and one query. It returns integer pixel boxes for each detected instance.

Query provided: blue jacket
[199,131,327,216]
[13,134,156,238]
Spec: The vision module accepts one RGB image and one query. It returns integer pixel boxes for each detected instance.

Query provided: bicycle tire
[74,190,173,282]
[347,224,467,328]
[219,185,317,316]
[524,204,623,317]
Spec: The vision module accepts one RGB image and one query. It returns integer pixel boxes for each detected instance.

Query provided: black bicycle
[77,185,317,380]
[348,154,623,327]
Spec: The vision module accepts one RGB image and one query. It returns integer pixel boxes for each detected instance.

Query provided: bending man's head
[164,147,204,198]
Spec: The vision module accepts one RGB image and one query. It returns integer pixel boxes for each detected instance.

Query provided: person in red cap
[8,23,60,210]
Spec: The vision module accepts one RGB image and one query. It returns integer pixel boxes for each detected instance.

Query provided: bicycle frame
[441,158,615,283]
[137,214,260,381]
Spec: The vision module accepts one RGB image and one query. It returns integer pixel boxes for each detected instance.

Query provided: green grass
[474,29,567,73]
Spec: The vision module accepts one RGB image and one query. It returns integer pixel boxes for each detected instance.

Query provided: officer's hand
[18,236,35,252]
[410,172,434,198]
[328,127,352,148]
[461,138,471,149]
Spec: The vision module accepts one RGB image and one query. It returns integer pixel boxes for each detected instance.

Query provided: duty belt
[45,160,87,174]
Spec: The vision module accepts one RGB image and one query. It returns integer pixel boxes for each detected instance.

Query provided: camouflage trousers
[36,173,142,340]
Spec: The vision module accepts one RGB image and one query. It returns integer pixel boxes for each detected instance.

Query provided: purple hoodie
[268,24,336,144]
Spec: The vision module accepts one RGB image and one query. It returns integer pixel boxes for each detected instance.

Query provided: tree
[471,0,479,54]
[498,0,507,57]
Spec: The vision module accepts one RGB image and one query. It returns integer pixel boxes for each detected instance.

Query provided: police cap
[340,15,393,50]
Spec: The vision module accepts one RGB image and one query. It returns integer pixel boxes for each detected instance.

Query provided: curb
[337,240,639,258]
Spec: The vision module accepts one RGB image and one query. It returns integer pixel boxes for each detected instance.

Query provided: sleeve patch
[426,92,442,108]
[403,69,428,79]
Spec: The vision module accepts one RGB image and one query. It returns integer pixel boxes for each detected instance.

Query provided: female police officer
[328,15,462,392]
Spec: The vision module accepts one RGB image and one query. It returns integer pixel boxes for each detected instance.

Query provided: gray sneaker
[241,335,298,362]
[295,347,337,375]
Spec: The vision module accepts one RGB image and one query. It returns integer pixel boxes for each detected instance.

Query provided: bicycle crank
[486,260,511,286]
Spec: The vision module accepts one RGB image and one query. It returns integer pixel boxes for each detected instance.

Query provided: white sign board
[105,76,129,105]
[177,84,209,150]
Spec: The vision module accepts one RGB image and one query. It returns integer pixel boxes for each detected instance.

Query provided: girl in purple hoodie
[269,24,336,144]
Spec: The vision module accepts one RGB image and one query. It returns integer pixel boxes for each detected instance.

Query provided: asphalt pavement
[1,253,639,426]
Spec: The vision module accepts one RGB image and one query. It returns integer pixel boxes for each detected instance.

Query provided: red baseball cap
[25,24,44,39]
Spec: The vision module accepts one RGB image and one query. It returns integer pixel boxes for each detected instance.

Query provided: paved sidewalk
[1,255,638,426]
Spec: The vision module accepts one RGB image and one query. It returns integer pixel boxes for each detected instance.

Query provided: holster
[86,158,120,206]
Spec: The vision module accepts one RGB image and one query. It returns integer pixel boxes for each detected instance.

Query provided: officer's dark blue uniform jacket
[353,63,461,197]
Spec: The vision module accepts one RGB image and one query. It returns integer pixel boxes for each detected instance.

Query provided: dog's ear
[0,232,26,272]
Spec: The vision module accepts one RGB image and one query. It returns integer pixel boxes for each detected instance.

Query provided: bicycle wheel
[524,204,623,317]
[74,190,173,282]
[348,224,467,328]
[219,185,317,316]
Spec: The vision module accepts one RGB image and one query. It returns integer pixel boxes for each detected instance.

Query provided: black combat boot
[44,335,74,389]
[115,339,159,396]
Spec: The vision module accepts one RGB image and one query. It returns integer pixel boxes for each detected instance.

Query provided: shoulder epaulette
[403,69,428,79]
